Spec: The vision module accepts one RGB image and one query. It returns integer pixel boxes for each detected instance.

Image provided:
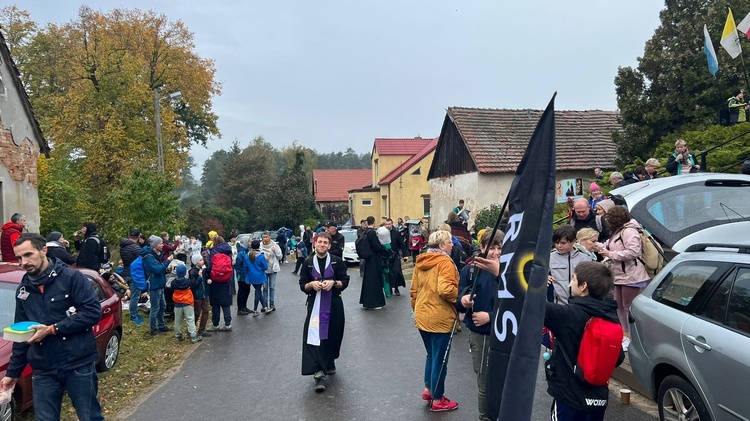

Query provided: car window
[727,269,750,334]
[0,282,16,330]
[88,277,106,302]
[653,261,726,310]
[341,231,358,242]
[634,180,750,247]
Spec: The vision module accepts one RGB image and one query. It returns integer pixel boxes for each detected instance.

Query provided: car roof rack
[684,243,750,253]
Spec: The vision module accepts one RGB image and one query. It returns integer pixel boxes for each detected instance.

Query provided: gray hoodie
[549,248,592,304]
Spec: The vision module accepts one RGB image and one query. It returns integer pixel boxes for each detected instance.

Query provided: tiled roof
[374,137,435,156]
[448,107,621,173]
[313,169,373,202]
[379,138,438,184]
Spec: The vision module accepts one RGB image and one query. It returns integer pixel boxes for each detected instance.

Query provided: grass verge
[19,316,194,421]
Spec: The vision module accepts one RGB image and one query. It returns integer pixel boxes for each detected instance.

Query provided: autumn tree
[2,6,221,241]
[614,0,750,165]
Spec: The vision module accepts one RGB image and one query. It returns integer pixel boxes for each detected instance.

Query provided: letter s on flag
[495,309,518,342]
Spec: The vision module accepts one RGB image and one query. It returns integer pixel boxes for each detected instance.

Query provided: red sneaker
[421,390,431,402]
[430,396,458,412]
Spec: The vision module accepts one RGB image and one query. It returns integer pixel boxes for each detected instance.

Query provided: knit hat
[376,226,391,245]
[590,183,601,192]
[148,235,163,248]
[191,254,202,265]
[251,240,261,250]
[596,199,616,214]
[46,231,63,242]
[176,264,187,278]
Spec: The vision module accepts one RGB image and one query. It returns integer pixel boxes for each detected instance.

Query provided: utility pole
[154,88,164,173]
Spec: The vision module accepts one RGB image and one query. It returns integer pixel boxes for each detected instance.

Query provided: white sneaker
[622,337,630,352]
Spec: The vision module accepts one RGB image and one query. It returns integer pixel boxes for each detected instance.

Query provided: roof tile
[374,137,434,156]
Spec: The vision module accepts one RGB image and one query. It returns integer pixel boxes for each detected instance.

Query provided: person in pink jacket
[599,206,651,352]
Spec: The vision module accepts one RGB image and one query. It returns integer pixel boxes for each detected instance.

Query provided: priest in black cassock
[299,231,350,393]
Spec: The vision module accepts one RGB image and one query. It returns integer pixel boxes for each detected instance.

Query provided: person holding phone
[666,139,700,175]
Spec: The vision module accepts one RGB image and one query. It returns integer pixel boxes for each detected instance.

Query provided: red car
[0,263,122,418]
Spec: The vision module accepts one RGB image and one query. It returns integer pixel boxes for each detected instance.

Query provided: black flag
[485,94,557,420]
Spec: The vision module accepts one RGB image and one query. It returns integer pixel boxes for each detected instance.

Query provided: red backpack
[210,253,233,283]
[559,317,623,386]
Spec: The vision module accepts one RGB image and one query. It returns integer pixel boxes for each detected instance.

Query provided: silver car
[628,244,750,420]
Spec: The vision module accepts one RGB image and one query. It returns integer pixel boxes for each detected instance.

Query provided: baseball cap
[324,221,336,227]
[129,228,141,237]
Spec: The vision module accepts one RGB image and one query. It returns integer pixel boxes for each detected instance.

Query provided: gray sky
[15,1,664,178]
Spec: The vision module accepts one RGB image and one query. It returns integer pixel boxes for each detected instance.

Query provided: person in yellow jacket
[205,230,218,249]
[410,229,460,412]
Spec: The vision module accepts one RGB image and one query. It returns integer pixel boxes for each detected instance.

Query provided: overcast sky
[15,1,664,178]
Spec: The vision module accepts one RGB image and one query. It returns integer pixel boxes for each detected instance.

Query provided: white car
[340,229,359,264]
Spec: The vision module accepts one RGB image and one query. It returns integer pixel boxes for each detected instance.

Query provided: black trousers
[237,282,251,310]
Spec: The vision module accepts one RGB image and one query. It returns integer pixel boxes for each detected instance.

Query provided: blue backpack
[130,256,148,290]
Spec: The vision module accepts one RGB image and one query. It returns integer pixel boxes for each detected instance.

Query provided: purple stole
[306,254,334,346]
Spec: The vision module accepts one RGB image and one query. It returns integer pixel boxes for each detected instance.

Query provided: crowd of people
[2,137,742,420]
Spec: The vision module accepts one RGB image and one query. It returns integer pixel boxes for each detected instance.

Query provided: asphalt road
[123,263,656,420]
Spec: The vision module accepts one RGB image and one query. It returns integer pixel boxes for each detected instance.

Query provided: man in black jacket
[74,221,105,270]
[120,228,145,324]
[544,261,624,421]
[569,198,609,242]
[1,233,104,420]
[324,222,345,258]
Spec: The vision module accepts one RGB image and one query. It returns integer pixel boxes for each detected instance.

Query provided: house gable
[429,107,620,179]
[428,114,478,180]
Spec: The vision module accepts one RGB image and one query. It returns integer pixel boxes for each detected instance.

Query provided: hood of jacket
[83,222,98,238]
[568,295,620,324]
[141,245,158,258]
[213,242,232,255]
[2,221,22,231]
[415,251,454,272]
[45,241,65,249]
[613,219,642,235]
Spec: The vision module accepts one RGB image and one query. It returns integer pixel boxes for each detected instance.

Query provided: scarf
[260,241,277,272]
[306,254,334,346]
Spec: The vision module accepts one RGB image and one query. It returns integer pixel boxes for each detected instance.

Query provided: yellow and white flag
[721,8,742,59]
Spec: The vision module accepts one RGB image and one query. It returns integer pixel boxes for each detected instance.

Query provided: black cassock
[300,253,350,376]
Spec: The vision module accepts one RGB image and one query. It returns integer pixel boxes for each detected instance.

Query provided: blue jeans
[32,363,104,421]
[262,272,277,305]
[126,276,141,321]
[212,305,232,327]
[149,288,167,331]
[419,329,452,400]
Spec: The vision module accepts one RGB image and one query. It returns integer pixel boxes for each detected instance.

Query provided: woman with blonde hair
[410,230,460,412]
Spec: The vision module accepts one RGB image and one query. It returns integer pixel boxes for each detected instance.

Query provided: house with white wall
[427,107,621,229]
[0,31,49,239]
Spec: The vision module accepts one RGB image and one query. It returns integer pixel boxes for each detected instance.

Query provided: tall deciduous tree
[614,0,749,165]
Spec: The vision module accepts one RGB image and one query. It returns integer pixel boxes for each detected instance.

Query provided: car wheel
[657,375,711,421]
[0,396,17,421]
[97,330,121,372]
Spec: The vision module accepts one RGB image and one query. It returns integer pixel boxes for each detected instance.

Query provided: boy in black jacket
[544,261,624,421]
[457,231,504,421]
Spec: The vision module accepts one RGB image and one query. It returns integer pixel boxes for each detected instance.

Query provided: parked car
[340,229,359,264]
[0,264,122,418]
[610,173,750,260]
[628,243,750,420]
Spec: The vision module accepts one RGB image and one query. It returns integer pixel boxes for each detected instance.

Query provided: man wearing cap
[121,229,145,324]
[1,213,26,262]
[324,222,345,258]
[141,235,174,335]
[728,89,749,124]
[45,231,77,265]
